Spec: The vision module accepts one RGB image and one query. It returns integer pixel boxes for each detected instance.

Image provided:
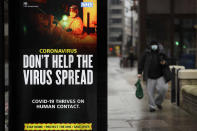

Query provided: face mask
[151,45,158,51]
[70,12,77,18]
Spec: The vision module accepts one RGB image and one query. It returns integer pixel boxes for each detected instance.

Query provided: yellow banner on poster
[24,123,92,130]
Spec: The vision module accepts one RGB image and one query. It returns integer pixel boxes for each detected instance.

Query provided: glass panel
[174,18,197,68]
[175,0,197,14]
[147,0,170,14]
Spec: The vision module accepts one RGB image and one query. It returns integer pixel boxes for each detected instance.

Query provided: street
[108,57,197,131]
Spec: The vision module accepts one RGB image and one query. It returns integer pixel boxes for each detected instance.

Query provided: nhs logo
[81,2,93,7]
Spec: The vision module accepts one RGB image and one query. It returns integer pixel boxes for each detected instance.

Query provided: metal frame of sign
[97,0,107,130]
[0,0,5,131]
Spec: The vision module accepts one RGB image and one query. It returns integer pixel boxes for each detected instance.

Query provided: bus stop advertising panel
[9,0,107,130]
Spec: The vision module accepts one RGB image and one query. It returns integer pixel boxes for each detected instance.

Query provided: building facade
[138,0,197,68]
[108,0,133,56]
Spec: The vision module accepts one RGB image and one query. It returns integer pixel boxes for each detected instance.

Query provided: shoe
[156,104,162,110]
[149,108,156,112]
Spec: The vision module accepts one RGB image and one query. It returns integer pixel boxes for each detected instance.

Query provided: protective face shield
[69,5,78,18]
[151,45,158,51]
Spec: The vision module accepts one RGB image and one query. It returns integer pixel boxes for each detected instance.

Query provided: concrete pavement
[108,57,197,131]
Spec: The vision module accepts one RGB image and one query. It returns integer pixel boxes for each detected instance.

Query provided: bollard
[169,66,185,105]
[177,69,182,106]
[171,68,176,103]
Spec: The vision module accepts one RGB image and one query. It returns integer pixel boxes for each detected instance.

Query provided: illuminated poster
[9,0,107,131]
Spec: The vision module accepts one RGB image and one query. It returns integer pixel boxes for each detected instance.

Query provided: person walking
[138,41,171,112]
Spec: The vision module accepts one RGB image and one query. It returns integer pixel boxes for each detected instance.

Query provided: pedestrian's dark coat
[138,44,171,82]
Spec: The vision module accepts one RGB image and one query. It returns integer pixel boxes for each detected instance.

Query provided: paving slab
[108,120,131,128]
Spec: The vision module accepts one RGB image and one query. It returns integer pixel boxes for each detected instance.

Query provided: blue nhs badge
[81,2,93,8]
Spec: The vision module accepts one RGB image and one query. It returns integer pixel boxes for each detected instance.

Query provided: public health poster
[9,0,106,130]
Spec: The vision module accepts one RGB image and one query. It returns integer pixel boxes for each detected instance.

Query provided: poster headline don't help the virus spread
[22,49,94,86]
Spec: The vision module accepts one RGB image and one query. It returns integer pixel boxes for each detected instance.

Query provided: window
[110,9,122,14]
[111,0,122,5]
[109,28,122,33]
[109,35,122,42]
[109,37,118,41]
[110,19,122,24]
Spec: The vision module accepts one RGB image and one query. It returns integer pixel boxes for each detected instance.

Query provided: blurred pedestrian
[137,41,171,112]
[129,48,134,67]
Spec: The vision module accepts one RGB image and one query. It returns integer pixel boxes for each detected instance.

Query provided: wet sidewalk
[108,57,197,131]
